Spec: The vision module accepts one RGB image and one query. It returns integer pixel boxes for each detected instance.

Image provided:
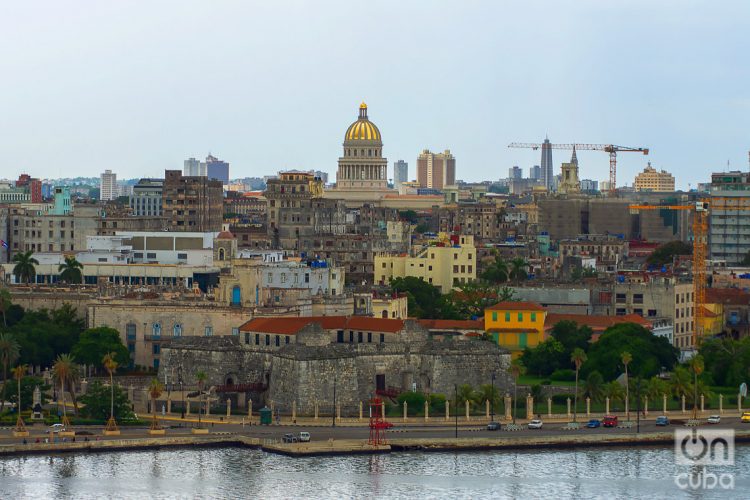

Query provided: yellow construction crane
[509,142,649,193]
[629,197,750,349]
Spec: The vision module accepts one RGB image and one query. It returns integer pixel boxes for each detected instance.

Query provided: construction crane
[508,142,649,193]
[628,197,750,350]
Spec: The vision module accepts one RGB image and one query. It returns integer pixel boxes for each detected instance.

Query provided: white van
[299,431,311,442]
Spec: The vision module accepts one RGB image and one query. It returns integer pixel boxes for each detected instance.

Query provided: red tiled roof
[418,319,484,330]
[699,306,720,318]
[485,301,546,311]
[544,313,652,332]
[706,288,750,306]
[216,231,235,239]
[238,316,406,335]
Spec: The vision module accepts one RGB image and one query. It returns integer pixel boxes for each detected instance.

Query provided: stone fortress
[159,318,510,415]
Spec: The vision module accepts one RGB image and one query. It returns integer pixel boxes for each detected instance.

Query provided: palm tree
[196,370,207,429]
[58,256,84,284]
[481,255,509,284]
[604,380,625,406]
[53,354,76,428]
[509,258,530,285]
[645,377,669,403]
[689,355,705,419]
[0,287,11,327]
[583,370,605,403]
[670,366,692,402]
[0,333,20,411]
[12,364,27,432]
[476,383,499,413]
[12,251,39,284]
[148,378,164,430]
[103,352,119,431]
[510,359,525,424]
[621,351,632,421]
[571,348,587,422]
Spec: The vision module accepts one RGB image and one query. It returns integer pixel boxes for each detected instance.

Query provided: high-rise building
[580,179,599,192]
[100,169,118,201]
[184,157,205,177]
[530,165,541,180]
[15,174,42,203]
[130,178,164,217]
[205,154,230,184]
[162,170,223,231]
[394,160,408,186]
[508,166,523,180]
[633,163,676,192]
[710,171,750,265]
[540,137,553,189]
[417,149,456,190]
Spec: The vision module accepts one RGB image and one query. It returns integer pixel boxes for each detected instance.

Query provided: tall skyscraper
[540,137,553,189]
[205,154,230,184]
[530,165,541,180]
[184,157,205,177]
[393,160,408,186]
[508,166,523,180]
[417,149,455,190]
[100,169,118,201]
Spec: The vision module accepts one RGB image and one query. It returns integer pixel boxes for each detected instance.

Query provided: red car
[602,415,618,427]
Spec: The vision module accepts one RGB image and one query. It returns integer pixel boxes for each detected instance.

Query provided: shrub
[541,379,551,385]
[552,393,575,405]
[397,391,427,416]
[551,369,576,382]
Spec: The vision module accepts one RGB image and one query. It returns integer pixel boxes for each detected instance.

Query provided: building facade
[184,157,206,177]
[334,103,388,194]
[634,163,675,192]
[540,137,553,189]
[393,160,408,187]
[709,171,750,265]
[162,170,223,232]
[417,149,456,190]
[129,178,164,217]
[206,154,230,184]
[100,170,118,201]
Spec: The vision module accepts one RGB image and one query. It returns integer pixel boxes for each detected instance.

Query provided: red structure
[368,397,388,446]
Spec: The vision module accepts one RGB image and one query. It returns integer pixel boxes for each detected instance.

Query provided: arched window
[219,248,226,260]
[173,323,182,337]
[152,323,161,337]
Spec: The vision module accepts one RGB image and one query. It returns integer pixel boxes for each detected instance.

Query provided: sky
[1,0,748,189]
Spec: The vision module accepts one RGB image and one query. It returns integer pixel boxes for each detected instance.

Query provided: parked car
[282,433,298,443]
[527,419,543,429]
[741,412,750,423]
[707,415,721,424]
[602,415,618,428]
[48,424,65,433]
[487,421,501,431]
[655,416,670,426]
[298,431,311,442]
[382,421,394,429]
[586,419,601,428]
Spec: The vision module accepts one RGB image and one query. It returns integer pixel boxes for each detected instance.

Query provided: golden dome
[345,103,382,142]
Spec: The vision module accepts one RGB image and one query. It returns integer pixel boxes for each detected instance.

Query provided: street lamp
[332,375,337,428]
[177,365,184,419]
[454,384,458,439]
[491,372,496,422]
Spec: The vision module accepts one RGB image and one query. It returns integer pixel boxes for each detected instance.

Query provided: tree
[9,305,83,368]
[148,378,164,430]
[583,323,678,381]
[79,380,134,421]
[446,282,512,320]
[72,327,129,371]
[53,353,78,423]
[481,255,509,284]
[196,370,207,429]
[509,258,529,285]
[621,351,632,421]
[550,321,593,354]
[0,333,20,411]
[389,276,459,319]
[571,348,587,422]
[510,359,525,424]
[414,223,430,234]
[689,355,705,419]
[699,337,750,387]
[11,364,27,432]
[645,377,669,402]
[476,383,500,412]
[58,256,84,284]
[530,384,544,414]
[103,352,119,429]
[646,241,692,267]
[571,266,597,282]
[520,338,566,377]
[398,210,418,224]
[12,251,39,284]
[670,366,692,401]
[604,380,625,406]
[1,375,48,411]
[583,370,605,403]
[0,287,11,327]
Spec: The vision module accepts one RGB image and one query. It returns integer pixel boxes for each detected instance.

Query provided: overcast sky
[1,1,748,188]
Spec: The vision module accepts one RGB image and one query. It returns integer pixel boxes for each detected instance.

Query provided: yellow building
[633,163,675,192]
[375,234,477,292]
[699,304,724,337]
[484,301,547,358]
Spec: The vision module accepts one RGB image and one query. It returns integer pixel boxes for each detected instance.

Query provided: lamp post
[454,384,458,439]
[332,374,337,428]
[177,365,184,419]
[491,372,496,422]
[636,377,641,434]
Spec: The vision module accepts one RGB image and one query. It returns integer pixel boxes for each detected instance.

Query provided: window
[232,327,239,336]
[153,359,160,370]
[281,273,287,283]
[633,294,644,304]
[147,252,156,259]
[265,334,270,346]
[337,331,344,343]
[454,253,458,260]
[173,324,182,337]
[518,312,523,321]
[648,309,657,317]
[178,253,188,260]
[153,344,161,354]
[204,326,213,337]
[285,336,290,344]
[380,334,385,343]
[492,312,498,321]
[126,323,136,341]
[634,309,643,316]
[519,332,528,347]
[367,332,372,343]
[505,312,511,321]
[531,313,536,322]
[616,308,626,316]
[152,323,161,337]
[275,335,280,347]
[615,293,626,303]
[245,332,250,344]
[349,331,354,342]
[268,273,273,283]
[255,333,260,345]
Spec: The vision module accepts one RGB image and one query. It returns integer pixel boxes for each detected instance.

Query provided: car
[602,415,618,428]
[382,421,394,429]
[298,431,311,442]
[527,419,543,429]
[655,416,670,426]
[282,433,298,443]
[707,415,721,424]
[741,412,750,423]
[487,421,501,431]
[586,419,601,428]
[48,424,65,433]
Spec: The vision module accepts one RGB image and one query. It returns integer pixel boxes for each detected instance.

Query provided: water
[0,446,747,499]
